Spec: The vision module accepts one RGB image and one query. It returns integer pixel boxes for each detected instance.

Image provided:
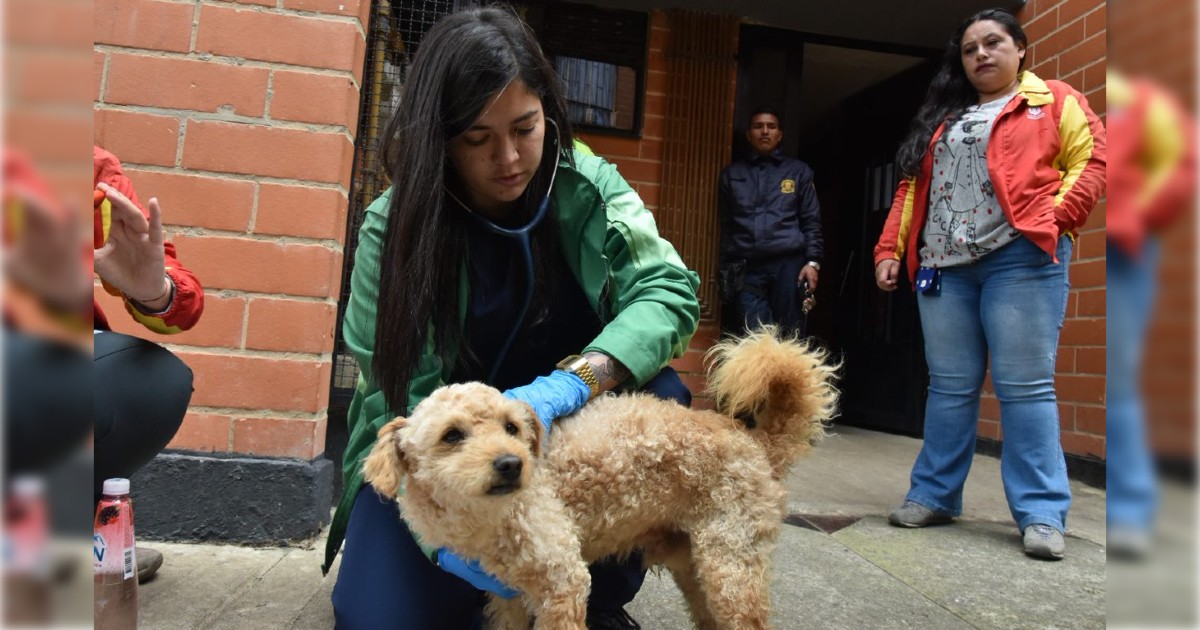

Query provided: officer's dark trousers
[735,254,806,337]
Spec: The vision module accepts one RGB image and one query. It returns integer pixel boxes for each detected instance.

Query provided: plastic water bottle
[3,475,51,625]
[94,478,138,629]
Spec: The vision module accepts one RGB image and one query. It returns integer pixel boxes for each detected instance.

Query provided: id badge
[915,266,941,296]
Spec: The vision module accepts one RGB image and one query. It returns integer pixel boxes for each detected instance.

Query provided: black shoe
[587,607,641,630]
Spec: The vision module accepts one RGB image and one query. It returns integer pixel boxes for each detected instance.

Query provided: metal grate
[330,0,457,402]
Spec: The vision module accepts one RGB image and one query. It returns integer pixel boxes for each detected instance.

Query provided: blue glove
[503,370,591,432]
[436,548,519,599]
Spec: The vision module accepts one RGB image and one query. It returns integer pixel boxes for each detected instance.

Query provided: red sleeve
[1141,85,1196,232]
[874,177,914,266]
[1051,85,1107,234]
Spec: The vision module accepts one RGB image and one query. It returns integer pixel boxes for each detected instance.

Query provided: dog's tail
[705,325,839,478]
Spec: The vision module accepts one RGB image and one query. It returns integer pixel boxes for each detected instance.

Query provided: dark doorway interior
[811,62,938,436]
[732,24,938,436]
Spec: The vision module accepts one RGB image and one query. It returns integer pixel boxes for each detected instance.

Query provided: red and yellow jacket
[1105,70,1195,256]
[874,72,1107,283]
[94,146,204,332]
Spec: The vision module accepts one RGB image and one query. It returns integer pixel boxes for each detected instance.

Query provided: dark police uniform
[718,148,823,336]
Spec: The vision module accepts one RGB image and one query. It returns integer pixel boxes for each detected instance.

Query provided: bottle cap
[102,478,130,495]
[10,474,44,497]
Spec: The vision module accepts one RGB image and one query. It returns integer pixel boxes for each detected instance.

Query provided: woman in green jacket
[326,8,700,629]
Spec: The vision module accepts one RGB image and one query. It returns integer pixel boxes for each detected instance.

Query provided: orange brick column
[94,0,365,463]
[975,0,1108,463]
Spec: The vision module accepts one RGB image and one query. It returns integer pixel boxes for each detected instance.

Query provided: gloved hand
[503,370,591,433]
[436,548,519,599]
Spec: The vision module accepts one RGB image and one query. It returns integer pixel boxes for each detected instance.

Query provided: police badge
[780,179,795,194]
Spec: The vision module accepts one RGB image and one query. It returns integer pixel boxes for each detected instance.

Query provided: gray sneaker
[1107,526,1152,561]
[1023,524,1065,560]
[137,547,164,583]
[887,500,954,528]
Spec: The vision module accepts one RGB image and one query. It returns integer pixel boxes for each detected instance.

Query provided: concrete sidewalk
[137,426,1133,629]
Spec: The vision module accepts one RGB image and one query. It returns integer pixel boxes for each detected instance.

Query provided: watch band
[806,261,821,271]
[556,355,600,400]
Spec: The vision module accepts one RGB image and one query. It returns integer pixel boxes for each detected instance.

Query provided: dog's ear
[363,417,409,499]
[512,400,542,458]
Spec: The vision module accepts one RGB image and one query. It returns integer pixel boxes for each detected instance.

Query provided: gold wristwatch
[556,355,600,400]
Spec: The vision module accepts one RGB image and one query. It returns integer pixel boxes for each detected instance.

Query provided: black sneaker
[587,607,641,630]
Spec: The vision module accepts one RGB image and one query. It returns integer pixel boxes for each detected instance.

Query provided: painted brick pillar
[94,0,367,541]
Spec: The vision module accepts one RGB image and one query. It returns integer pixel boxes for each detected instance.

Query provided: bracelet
[129,275,173,312]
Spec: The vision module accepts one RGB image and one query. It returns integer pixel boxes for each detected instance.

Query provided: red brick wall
[975,0,1108,459]
[93,0,367,460]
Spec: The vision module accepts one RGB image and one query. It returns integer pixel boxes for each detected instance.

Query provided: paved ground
[131,426,1194,629]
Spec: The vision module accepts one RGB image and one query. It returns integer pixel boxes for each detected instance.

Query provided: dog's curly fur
[363,327,838,629]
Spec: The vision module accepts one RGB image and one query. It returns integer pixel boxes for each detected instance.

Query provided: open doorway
[732,24,938,435]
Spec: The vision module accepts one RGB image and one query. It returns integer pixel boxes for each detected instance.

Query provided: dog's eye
[441,428,465,444]
[504,421,519,436]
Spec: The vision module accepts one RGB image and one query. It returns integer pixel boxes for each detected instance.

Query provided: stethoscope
[445,117,562,382]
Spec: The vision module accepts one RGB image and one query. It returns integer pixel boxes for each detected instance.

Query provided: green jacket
[322,150,701,572]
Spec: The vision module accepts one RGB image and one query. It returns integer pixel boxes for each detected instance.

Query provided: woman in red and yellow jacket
[872,9,1105,561]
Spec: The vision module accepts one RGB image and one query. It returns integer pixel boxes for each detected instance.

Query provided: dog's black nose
[493,455,522,480]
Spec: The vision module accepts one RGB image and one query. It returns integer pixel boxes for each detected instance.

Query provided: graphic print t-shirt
[920,94,1021,267]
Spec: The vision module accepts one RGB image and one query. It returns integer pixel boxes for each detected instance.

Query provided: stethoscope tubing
[449,118,562,382]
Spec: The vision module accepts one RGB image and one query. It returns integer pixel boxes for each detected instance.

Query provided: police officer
[718,106,824,337]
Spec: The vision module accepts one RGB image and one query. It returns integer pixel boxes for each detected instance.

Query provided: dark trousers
[735,254,806,337]
[4,331,92,477]
[93,331,192,501]
[332,367,691,630]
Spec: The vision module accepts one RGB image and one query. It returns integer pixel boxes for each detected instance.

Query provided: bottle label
[93,533,107,568]
[93,501,136,581]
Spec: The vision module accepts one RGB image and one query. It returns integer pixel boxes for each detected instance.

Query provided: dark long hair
[373,7,575,414]
[895,8,1028,177]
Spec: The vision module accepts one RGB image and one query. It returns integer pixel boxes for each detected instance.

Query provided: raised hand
[94,182,171,311]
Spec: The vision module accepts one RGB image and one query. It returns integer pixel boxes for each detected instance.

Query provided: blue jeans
[332,367,691,629]
[907,236,1073,532]
[1106,239,1160,528]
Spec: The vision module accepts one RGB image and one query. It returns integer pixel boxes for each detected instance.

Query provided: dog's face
[363,383,542,505]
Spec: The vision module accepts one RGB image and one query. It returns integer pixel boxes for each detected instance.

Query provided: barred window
[521,2,648,136]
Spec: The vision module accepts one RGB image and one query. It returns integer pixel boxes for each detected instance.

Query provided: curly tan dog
[363,327,838,629]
